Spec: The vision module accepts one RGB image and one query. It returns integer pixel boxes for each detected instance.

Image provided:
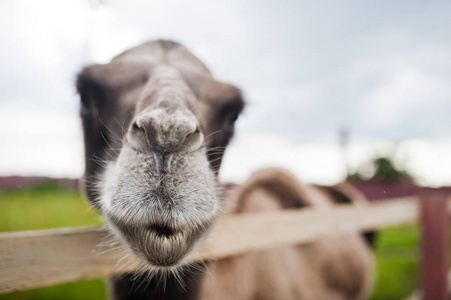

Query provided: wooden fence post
[421,190,449,300]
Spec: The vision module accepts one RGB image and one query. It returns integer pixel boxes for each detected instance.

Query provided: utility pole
[339,127,350,180]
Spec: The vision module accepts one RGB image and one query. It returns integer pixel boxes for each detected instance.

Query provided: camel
[77,40,374,299]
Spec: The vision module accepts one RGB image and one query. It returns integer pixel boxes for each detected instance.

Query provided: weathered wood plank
[0,197,419,294]
[421,191,449,300]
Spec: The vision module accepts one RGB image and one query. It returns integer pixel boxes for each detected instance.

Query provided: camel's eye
[79,89,91,116]
[227,112,239,122]
[80,105,90,117]
[80,91,89,107]
[222,108,241,125]
[220,96,244,125]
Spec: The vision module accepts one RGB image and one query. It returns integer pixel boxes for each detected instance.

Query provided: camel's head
[76,41,244,269]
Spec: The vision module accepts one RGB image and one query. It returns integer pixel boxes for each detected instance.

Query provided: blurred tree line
[347,156,414,183]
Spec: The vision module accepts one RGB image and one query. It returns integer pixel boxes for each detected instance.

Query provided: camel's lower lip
[139,227,200,267]
[107,217,212,269]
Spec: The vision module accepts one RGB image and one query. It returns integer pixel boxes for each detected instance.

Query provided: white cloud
[220,133,345,185]
[1,0,90,67]
[359,66,451,128]
[221,134,451,187]
[0,103,84,178]
[397,139,451,187]
[245,82,322,110]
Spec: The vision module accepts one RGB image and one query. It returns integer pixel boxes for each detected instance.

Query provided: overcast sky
[1,0,450,186]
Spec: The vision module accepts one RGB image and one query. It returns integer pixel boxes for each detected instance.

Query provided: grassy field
[0,186,420,300]
[369,226,419,300]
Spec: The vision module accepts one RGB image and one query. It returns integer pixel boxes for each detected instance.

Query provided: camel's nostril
[149,223,175,238]
[132,122,144,132]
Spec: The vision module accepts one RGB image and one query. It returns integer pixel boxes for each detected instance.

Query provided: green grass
[0,279,107,300]
[0,186,422,299]
[369,226,420,300]
[0,185,104,231]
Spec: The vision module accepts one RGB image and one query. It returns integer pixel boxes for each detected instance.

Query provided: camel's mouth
[107,213,215,269]
[148,223,176,238]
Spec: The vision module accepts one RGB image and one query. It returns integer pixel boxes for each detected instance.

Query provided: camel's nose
[129,107,203,153]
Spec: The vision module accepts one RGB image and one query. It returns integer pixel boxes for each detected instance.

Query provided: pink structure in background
[0,176,79,190]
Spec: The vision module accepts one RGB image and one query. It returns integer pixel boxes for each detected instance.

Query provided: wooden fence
[0,193,449,299]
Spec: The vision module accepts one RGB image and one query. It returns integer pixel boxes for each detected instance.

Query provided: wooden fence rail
[0,196,423,294]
